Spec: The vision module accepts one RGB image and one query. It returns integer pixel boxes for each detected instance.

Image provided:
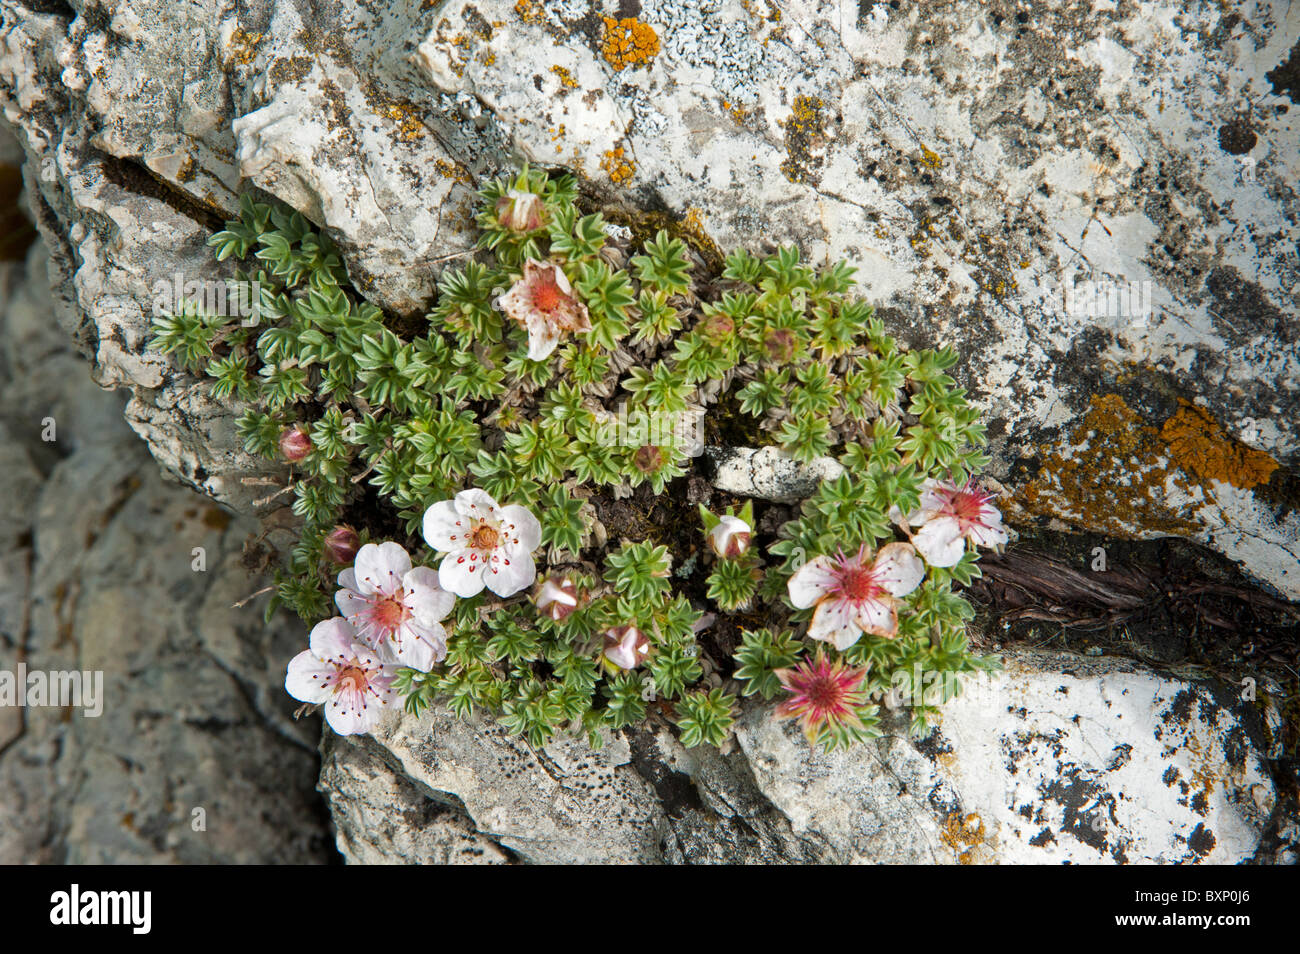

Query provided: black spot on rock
[1266,38,1300,104]
[1217,120,1256,155]
[1187,822,1216,856]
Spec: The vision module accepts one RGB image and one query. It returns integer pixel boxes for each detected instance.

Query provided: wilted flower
[495,259,592,360]
[495,189,545,232]
[335,542,455,671]
[535,575,579,622]
[904,479,1008,567]
[323,525,360,564]
[603,624,649,670]
[787,542,925,649]
[285,617,398,736]
[707,514,751,559]
[763,328,796,362]
[774,651,870,745]
[632,444,663,474]
[422,489,542,598]
[279,425,312,462]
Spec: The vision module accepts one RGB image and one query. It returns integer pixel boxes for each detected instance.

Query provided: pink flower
[285,617,398,736]
[707,515,751,559]
[279,425,312,462]
[603,624,649,670]
[335,541,455,671]
[495,189,545,232]
[905,479,1008,567]
[775,651,870,744]
[535,575,579,622]
[422,489,542,598]
[786,542,925,649]
[495,259,592,360]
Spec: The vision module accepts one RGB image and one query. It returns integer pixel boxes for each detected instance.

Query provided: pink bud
[603,625,650,670]
[495,190,544,232]
[279,425,312,462]
[323,526,360,564]
[535,575,579,622]
[708,515,752,559]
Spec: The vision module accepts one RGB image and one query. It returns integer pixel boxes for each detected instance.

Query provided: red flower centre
[372,595,408,630]
[838,566,883,601]
[531,278,564,313]
[337,665,369,694]
[470,523,500,550]
[804,674,847,713]
[948,489,987,526]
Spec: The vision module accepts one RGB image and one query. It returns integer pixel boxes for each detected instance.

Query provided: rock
[321,649,1280,864]
[0,240,333,863]
[706,445,844,502]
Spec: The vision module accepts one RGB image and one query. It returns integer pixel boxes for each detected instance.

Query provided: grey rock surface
[0,240,333,863]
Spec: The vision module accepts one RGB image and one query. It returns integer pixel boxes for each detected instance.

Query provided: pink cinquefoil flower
[787,542,925,649]
[775,651,870,745]
[285,617,398,736]
[603,624,650,670]
[905,479,1008,567]
[335,541,454,672]
[495,190,545,232]
[535,575,579,622]
[708,515,751,559]
[495,259,592,360]
[422,489,542,598]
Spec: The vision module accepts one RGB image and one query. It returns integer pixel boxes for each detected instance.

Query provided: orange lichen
[384,103,427,142]
[550,64,578,89]
[781,95,826,183]
[600,16,660,71]
[434,158,473,184]
[919,145,944,169]
[940,812,986,864]
[600,146,635,185]
[1160,400,1278,490]
[514,0,545,24]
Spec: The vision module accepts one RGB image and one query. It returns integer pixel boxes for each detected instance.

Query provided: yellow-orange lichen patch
[940,812,987,864]
[600,16,660,71]
[515,0,545,24]
[384,103,427,142]
[434,158,473,185]
[1160,400,1278,491]
[550,64,578,89]
[600,146,635,185]
[227,29,263,66]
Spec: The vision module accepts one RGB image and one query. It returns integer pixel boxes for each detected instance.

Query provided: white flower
[603,624,649,670]
[494,259,592,361]
[786,543,926,650]
[285,617,398,736]
[334,541,455,671]
[422,489,542,598]
[904,479,1009,567]
[707,514,751,559]
[495,189,545,232]
[535,575,579,621]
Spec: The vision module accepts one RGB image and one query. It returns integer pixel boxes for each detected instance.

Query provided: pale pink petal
[807,597,865,650]
[337,567,359,592]
[968,506,1009,548]
[285,649,334,704]
[787,555,839,609]
[383,620,441,671]
[325,688,376,736]
[334,587,369,619]
[439,549,486,597]
[872,542,926,597]
[308,617,358,660]
[498,504,541,552]
[353,541,411,597]
[403,566,455,622]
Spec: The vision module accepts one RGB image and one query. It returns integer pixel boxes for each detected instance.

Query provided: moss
[600,16,660,71]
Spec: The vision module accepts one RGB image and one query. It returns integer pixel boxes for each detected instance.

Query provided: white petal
[525,318,562,360]
[969,506,1009,548]
[403,566,455,621]
[499,504,541,552]
[455,488,501,520]
[334,587,369,619]
[285,649,334,704]
[324,689,372,736]
[308,617,358,661]
[484,551,536,597]
[353,541,411,597]
[912,517,967,568]
[855,597,899,638]
[337,567,359,592]
[787,555,838,609]
[873,542,927,597]
[807,597,864,651]
[439,550,486,597]
[384,620,441,672]
[422,500,462,551]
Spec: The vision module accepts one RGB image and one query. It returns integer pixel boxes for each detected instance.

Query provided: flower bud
[323,526,360,564]
[699,313,734,344]
[535,575,579,622]
[633,444,663,474]
[603,624,650,670]
[708,515,752,559]
[763,328,796,362]
[495,190,544,232]
[279,425,313,462]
